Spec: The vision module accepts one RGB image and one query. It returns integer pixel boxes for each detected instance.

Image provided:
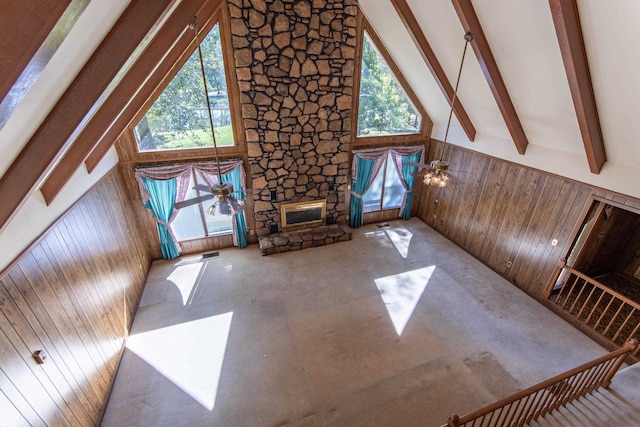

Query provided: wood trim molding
[0,0,179,232]
[389,0,476,142]
[40,0,224,205]
[451,0,529,155]
[549,0,606,174]
[0,0,71,105]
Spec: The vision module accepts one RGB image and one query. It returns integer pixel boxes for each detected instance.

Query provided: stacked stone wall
[227,0,357,236]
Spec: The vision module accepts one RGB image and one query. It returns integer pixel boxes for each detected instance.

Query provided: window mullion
[194,169,209,236]
[379,156,388,210]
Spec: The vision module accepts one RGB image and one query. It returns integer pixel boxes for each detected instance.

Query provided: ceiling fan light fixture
[425,32,473,188]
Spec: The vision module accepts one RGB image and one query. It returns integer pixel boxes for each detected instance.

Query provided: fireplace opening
[280,200,326,231]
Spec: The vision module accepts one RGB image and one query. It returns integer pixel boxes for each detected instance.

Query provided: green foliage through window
[357,32,422,137]
[134,23,234,151]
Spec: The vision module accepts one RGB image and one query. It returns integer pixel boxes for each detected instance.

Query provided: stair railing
[544,265,640,359]
[443,338,638,427]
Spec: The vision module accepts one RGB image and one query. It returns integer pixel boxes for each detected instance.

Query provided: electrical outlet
[250,229,255,235]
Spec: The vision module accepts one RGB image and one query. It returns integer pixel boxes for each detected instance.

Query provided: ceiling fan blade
[193,184,212,192]
[406,161,433,169]
[174,194,214,209]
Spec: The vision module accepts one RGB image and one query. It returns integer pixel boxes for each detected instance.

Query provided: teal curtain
[399,151,423,219]
[349,156,377,228]
[222,168,248,248]
[142,176,180,259]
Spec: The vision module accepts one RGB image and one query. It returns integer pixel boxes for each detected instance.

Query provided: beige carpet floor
[102,219,637,427]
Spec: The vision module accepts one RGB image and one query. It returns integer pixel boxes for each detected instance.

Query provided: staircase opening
[545,197,640,361]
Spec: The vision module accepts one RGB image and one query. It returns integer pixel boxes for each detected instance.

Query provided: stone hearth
[258,223,351,255]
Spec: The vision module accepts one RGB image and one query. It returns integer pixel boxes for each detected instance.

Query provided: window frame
[351,15,432,149]
[126,9,246,163]
[362,151,406,213]
[170,168,234,242]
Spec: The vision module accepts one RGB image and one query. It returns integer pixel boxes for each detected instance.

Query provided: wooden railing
[545,266,640,357]
[444,338,639,427]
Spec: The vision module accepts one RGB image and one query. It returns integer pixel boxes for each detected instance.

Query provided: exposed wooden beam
[389,0,476,142]
[451,0,529,155]
[40,0,224,204]
[0,0,178,232]
[84,6,224,174]
[0,0,71,105]
[549,0,606,174]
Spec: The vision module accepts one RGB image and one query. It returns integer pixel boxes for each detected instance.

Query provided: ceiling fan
[173,17,246,216]
[408,159,451,187]
[416,32,473,188]
[174,183,247,215]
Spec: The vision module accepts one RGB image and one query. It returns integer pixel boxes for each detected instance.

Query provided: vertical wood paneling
[0,167,150,425]
[416,142,603,297]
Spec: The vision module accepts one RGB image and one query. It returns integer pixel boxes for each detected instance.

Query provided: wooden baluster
[568,278,588,314]
[505,399,524,426]
[571,367,594,400]
[551,376,573,410]
[593,294,616,331]
[585,359,613,392]
[611,307,636,343]
[602,302,626,338]
[585,288,606,325]
[602,338,639,387]
[522,391,539,424]
[492,405,507,426]
[525,390,547,423]
[561,275,581,310]
[576,284,598,320]
[511,394,533,426]
[594,358,618,390]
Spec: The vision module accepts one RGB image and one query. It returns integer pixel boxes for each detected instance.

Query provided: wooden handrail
[545,265,640,359]
[444,338,639,427]
[559,267,640,310]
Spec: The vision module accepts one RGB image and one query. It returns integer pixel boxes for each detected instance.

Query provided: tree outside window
[357,32,421,137]
[134,23,234,151]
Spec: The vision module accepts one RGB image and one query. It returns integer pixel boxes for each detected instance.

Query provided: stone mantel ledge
[258,223,352,255]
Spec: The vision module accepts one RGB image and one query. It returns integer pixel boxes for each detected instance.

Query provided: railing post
[602,338,639,388]
[543,259,566,299]
[447,413,460,427]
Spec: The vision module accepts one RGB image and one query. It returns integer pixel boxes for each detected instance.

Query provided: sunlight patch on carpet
[384,226,413,258]
[167,263,204,305]
[127,312,233,410]
[375,266,435,335]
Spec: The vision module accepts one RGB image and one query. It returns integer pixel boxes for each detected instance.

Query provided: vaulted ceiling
[1,0,639,270]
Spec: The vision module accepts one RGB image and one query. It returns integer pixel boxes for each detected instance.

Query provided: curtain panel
[195,160,248,248]
[389,146,424,219]
[134,160,248,259]
[135,165,192,259]
[349,145,424,227]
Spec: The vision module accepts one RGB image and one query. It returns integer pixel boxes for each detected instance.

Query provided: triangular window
[357,31,422,137]
[134,22,234,151]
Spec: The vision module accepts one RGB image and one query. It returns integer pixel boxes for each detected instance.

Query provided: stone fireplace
[227,0,357,236]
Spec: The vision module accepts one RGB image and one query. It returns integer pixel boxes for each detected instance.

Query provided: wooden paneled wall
[0,168,151,425]
[416,141,616,298]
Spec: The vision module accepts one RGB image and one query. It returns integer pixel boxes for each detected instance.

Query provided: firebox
[280,200,326,231]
